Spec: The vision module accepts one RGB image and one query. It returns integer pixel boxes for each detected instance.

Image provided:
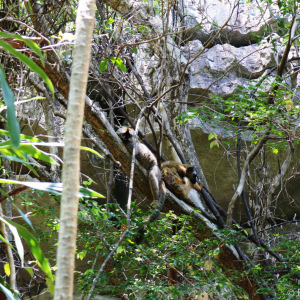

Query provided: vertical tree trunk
[54,1,96,299]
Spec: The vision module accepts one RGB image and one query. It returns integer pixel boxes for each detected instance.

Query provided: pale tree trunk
[54,1,96,299]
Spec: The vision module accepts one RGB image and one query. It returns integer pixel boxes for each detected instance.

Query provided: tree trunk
[54,1,96,299]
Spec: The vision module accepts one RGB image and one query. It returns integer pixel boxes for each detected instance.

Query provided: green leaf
[116,246,126,254]
[4,263,11,276]
[0,217,24,266]
[0,40,54,96]
[79,185,105,198]
[208,132,217,140]
[209,140,219,149]
[133,46,138,54]
[0,32,45,66]
[0,129,44,143]
[0,233,15,251]
[110,56,127,72]
[77,250,87,260]
[0,179,105,198]
[19,144,59,165]
[80,146,103,159]
[208,133,214,140]
[3,218,54,282]
[99,58,109,72]
[25,267,34,278]
[106,18,115,25]
[0,281,20,300]
[0,66,20,149]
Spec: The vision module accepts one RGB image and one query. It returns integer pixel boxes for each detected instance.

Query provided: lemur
[117,127,166,223]
[161,161,203,200]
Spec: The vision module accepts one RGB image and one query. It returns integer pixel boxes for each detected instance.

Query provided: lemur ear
[117,126,128,134]
[117,126,134,135]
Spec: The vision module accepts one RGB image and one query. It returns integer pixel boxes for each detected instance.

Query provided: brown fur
[161,161,203,201]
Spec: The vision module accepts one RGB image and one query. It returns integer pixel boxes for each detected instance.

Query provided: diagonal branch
[226,132,270,226]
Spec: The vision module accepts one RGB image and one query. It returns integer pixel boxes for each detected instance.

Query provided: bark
[54,1,96,299]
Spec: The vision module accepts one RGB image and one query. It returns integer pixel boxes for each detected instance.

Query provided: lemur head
[186,167,198,184]
[117,126,135,142]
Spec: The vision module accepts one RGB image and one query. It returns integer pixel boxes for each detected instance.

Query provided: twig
[261,142,293,227]
[0,186,30,203]
[236,124,261,247]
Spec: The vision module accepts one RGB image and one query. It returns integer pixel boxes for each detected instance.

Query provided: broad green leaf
[208,132,217,140]
[19,144,59,165]
[4,218,54,282]
[13,142,103,159]
[0,217,24,266]
[210,140,219,149]
[99,58,109,72]
[117,246,126,254]
[0,179,105,198]
[4,263,11,276]
[77,250,87,260]
[0,40,54,96]
[110,56,126,72]
[0,129,44,143]
[79,186,105,198]
[106,18,115,25]
[0,32,44,66]
[0,66,20,149]
[46,276,55,294]
[0,147,28,161]
[208,133,214,140]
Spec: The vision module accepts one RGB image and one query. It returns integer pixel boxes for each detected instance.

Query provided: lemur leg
[148,165,166,222]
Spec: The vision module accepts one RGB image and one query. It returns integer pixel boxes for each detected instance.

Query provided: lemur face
[186,167,198,184]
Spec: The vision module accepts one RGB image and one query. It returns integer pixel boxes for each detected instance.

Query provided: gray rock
[180,0,273,46]
[182,41,276,98]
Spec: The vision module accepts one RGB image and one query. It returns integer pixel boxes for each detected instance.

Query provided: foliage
[75,205,241,299]
[74,203,300,299]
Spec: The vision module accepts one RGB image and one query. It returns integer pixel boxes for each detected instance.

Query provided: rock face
[134,2,279,100]
[181,0,272,46]
[182,40,276,99]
